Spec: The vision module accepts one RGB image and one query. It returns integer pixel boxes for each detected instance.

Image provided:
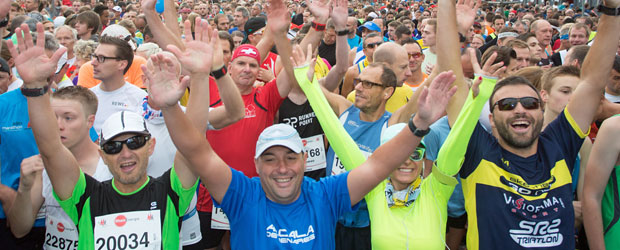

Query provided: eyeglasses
[492,97,541,111]
[408,52,423,59]
[90,54,121,63]
[409,147,425,161]
[354,78,384,89]
[365,42,383,49]
[101,135,151,154]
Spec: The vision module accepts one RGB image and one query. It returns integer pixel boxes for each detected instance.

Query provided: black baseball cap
[245,17,266,35]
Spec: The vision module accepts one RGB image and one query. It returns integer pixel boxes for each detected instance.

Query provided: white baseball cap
[100,111,150,145]
[112,6,122,12]
[255,124,304,159]
[101,24,137,50]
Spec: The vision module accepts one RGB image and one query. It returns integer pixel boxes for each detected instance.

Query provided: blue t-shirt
[423,116,466,218]
[460,110,585,250]
[215,168,358,249]
[347,35,361,50]
[0,89,38,220]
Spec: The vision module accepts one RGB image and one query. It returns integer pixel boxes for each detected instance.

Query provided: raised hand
[266,0,292,35]
[331,0,347,30]
[142,53,190,108]
[455,0,480,34]
[471,51,506,78]
[7,23,66,87]
[141,0,156,13]
[307,0,330,23]
[167,18,216,74]
[416,71,458,127]
[19,155,44,192]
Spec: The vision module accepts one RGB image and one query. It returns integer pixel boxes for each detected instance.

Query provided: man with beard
[453,1,620,248]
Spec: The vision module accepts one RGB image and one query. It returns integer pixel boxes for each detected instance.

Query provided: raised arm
[147,20,231,203]
[566,1,620,132]
[268,0,296,98]
[141,0,185,51]
[583,115,620,250]
[347,72,457,205]
[318,0,350,92]
[7,23,77,200]
[162,0,182,37]
[8,155,45,238]
[298,0,330,53]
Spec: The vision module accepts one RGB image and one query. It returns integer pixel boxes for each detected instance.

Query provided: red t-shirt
[258,52,278,82]
[198,79,285,212]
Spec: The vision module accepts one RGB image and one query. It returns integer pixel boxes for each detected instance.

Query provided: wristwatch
[336,29,349,36]
[21,85,50,97]
[311,21,326,31]
[597,5,620,16]
[408,114,430,137]
[210,65,227,80]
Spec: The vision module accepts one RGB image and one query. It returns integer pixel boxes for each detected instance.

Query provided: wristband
[210,65,227,80]
[21,85,49,97]
[408,114,430,137]
[311,21,326,31]
[597,5,620,16]
[336,29,349,36]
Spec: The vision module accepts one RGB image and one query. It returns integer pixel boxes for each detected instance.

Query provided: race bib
[94,210,161,250]
[44,216,78,250]
[331,150,372,175]
[302,134,326,172]
[211,205,230,230]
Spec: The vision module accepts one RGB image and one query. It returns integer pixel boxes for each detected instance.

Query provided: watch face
[0,18,8,28]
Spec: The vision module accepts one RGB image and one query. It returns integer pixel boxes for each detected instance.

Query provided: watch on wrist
[210,65,227,80]
[311,21,326,31]
[21,85,50,97]
[598,5,620,16]
[0,17,8,28]
[408,114,430,137]
[336,29,349,36]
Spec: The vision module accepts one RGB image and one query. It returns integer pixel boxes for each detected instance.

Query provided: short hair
[136,42,162,58]
[426,19,437,33]
[394,25,411,39]
[55,25,78,40]
[481,46,516,69]
[569,23,591,39]
[567,45,590,65]
[505,39,529,50]
[0,40,12,62]
[498,27,517,42]
[493,15,505,23]
[231,30,245,39]
[32,32,60,52]
[530,19,548,33]
[51,86,99,116]
[388,20,402,28]
[541,65,580,93]
[613,55,620,73]
[99,35,134,74]
[235,6,249,17]
[489,76,542,112]
[143,24,153,38]
[118,19,137,33]
[93,4,108,17]
[485,12,495,22]
[9,15,29,34]
[362,32,381,47]
[73,39,98,60]
[367,62,397,88]
[512,66,544,91]
[76,11,100,35]
[214,13,227,25]
[517,32,537,42]
[218,31,235,51]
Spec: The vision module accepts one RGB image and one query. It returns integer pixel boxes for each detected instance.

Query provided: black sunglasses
[354,78,385,89]
[101,135,151,154]
[90,54,121,63]
[492,97,541,111]
[365,42,383,49]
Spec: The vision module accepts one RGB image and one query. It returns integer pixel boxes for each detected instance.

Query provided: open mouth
[510,119,531,133]
[398,168,414,173]
[120,161,137,173]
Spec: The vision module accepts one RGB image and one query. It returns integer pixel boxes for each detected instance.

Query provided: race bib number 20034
[94,210,161,250]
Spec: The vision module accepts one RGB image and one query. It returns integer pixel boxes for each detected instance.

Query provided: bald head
[531,20,553,47]
[373,42,411,84]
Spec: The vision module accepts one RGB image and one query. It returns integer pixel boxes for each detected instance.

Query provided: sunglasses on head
[366,42,383,49]
[101,135,151,154]
[492,97,541,111]
[409,147,426,162]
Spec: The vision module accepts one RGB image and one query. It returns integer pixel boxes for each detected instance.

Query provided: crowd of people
[0,0,619,249]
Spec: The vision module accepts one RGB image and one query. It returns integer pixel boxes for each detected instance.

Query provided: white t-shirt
[7,78,23,92]
[41,158,112,250]
[605,92,620,103]
[90,82,147,133]
[421,49,437,75]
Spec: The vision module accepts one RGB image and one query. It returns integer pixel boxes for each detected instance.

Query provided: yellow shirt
[346,85,414,113]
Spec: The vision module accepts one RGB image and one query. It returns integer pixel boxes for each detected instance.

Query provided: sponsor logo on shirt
[504,193,566,215]
[111,101,128,108]
[115,215,127,227]
[283,112,316,128]
[500,176,555,197]
[266,224,315,244]
[2,122,26,132]
[245,104,256,118]
[509,219,563,247]
[57,222,65,232]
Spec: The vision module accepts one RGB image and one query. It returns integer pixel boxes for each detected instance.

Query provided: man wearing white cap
[9,22,204,249]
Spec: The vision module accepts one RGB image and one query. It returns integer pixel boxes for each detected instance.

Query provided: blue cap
[358,21,381,33]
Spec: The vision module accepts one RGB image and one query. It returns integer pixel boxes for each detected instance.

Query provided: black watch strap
[408,114,430,137]
[598,5,620,16]
[21,85,49,97]
[336,29,349,36]
[210,65,227,80]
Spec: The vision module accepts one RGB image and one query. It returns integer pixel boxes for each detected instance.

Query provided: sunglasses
[492,97,541,111]
[365,42,383,49]
[409,147,425,162]
[354,78,385,89]
[101,135,151,154]
[408,52,423,59]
